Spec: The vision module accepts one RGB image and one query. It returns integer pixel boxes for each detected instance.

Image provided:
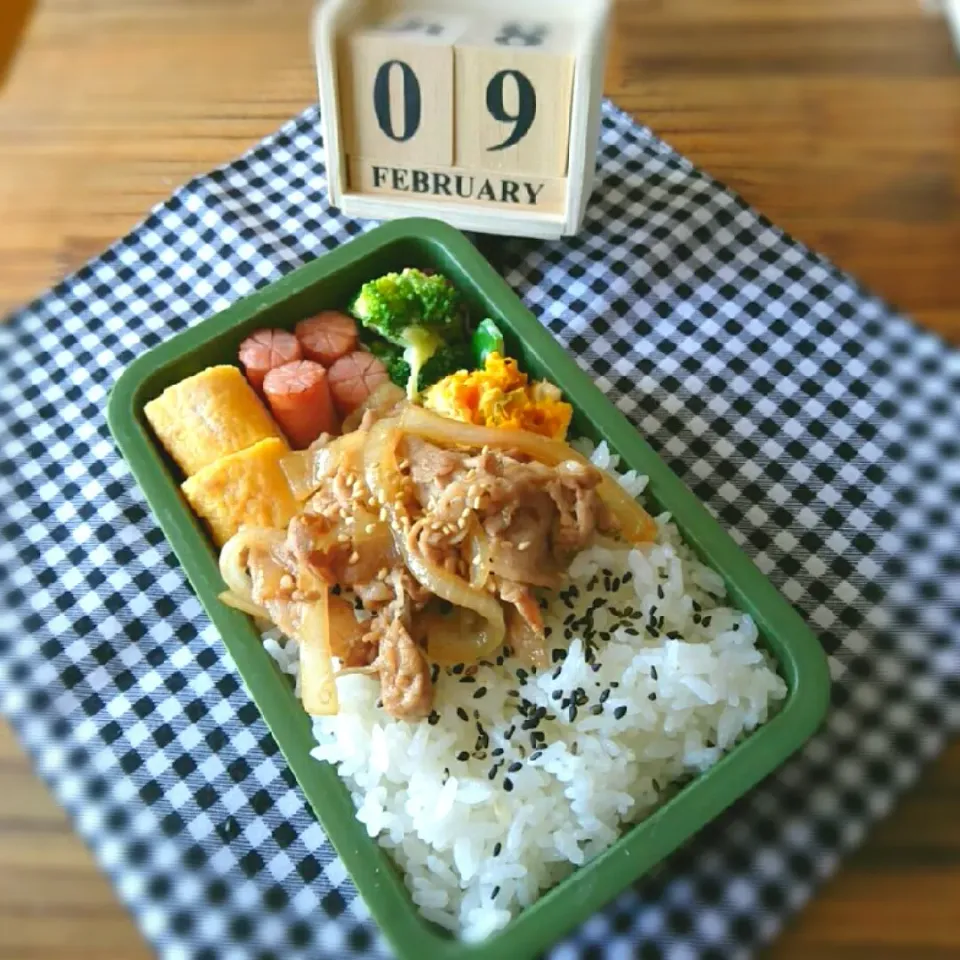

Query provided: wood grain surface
[1,1,958,958]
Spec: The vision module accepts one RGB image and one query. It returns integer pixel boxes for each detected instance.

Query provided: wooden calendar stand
[313,0,613,239]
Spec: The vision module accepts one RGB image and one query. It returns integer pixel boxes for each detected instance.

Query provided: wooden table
[1,1,958,958]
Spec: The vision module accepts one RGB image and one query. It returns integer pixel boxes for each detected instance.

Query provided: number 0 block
[339,13,470,168]
[454,20,576,178]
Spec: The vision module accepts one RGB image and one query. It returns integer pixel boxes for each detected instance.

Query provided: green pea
[472,318,505,366]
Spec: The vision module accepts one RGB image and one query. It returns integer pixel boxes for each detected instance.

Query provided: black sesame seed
[657,584,665,600]
[531,731,545,743]
[590,705,604,716]
[457,707,468,722]
[376,698,382,709]
[428,711,440,726]
[521,717,538,731]
[507,761,522,773]
[503,778,514,792]
[505,725,515,739]
[599,689,610,704]
[702,616,712,628]
[733,623,740,631]
[473,686,488,699]
[530,750,543,761]
[452,663,464,675]
[614,706,627,720]
[491,885,500,899]
[568,705,578,722]
[570,741,580,756]
[623,571,633,584]
[460,675,477,683]
[590,663,601,673]
[516,668,528,682]
[488,766,498,781]
[551,689,562,701]
[692,600,701,612]
[507,689,520,698]
[457,751,469,762]
[430,664,440,684]
[648,692,657,701]
[492,747,504,757]
[610,681,620,689]
[650,666,658,681]
[493,842,502,857]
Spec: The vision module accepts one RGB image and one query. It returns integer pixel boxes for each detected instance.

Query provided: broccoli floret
[366,337,470,392]
[366,337,412,388]
[349,268,461,344]
[419,341,473,388]
[349,268,466,399]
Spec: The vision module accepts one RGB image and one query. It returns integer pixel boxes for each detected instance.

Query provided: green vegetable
[419,341,473,388]
[366,338,411,387]
[348,268,463,398]
[472,318,505,366]
[365,337,471,392]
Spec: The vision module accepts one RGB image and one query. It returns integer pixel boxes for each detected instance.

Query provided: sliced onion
[398,405,657,544]
[280,431,365,501]
[219,528,285,602]
[468,528,490,590]
[218,590,269,620]
[295,590,339,716]
[363,419,505,660]
[342,381,406,433]
[420,605,497,666]
[505,604,548,669]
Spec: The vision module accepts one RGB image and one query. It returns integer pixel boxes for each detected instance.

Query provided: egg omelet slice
[144,365,281,477]
[181,437,298,547]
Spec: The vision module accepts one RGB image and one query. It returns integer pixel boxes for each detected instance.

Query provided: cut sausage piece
[296,311,358,367]
[238,329,303,393]
[263,360,339,449]
[327,351,391,417]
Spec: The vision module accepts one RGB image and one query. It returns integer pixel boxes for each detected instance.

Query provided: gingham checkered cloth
[1,101,958,960]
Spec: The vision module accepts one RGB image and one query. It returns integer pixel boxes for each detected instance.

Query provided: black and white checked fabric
[1,100,958,960]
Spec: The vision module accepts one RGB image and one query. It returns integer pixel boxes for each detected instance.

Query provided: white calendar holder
[313,0,613,239]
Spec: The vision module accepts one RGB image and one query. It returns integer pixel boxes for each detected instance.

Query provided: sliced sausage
[263,360,339,449]
[238,328,302,393]
[327,351,391,417]
[295,311,358,367]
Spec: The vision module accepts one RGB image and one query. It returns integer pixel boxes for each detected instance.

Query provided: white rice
[264,442,786,941]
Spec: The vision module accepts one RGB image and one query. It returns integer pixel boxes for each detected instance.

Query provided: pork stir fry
[220,392,657,721]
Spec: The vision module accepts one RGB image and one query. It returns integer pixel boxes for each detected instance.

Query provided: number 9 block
[454,20,576,178]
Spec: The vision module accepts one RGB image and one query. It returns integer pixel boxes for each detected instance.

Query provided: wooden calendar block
[454,19,576,178]
[338,11,471,168]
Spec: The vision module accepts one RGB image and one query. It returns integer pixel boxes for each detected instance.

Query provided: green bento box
[107,217,830,960]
